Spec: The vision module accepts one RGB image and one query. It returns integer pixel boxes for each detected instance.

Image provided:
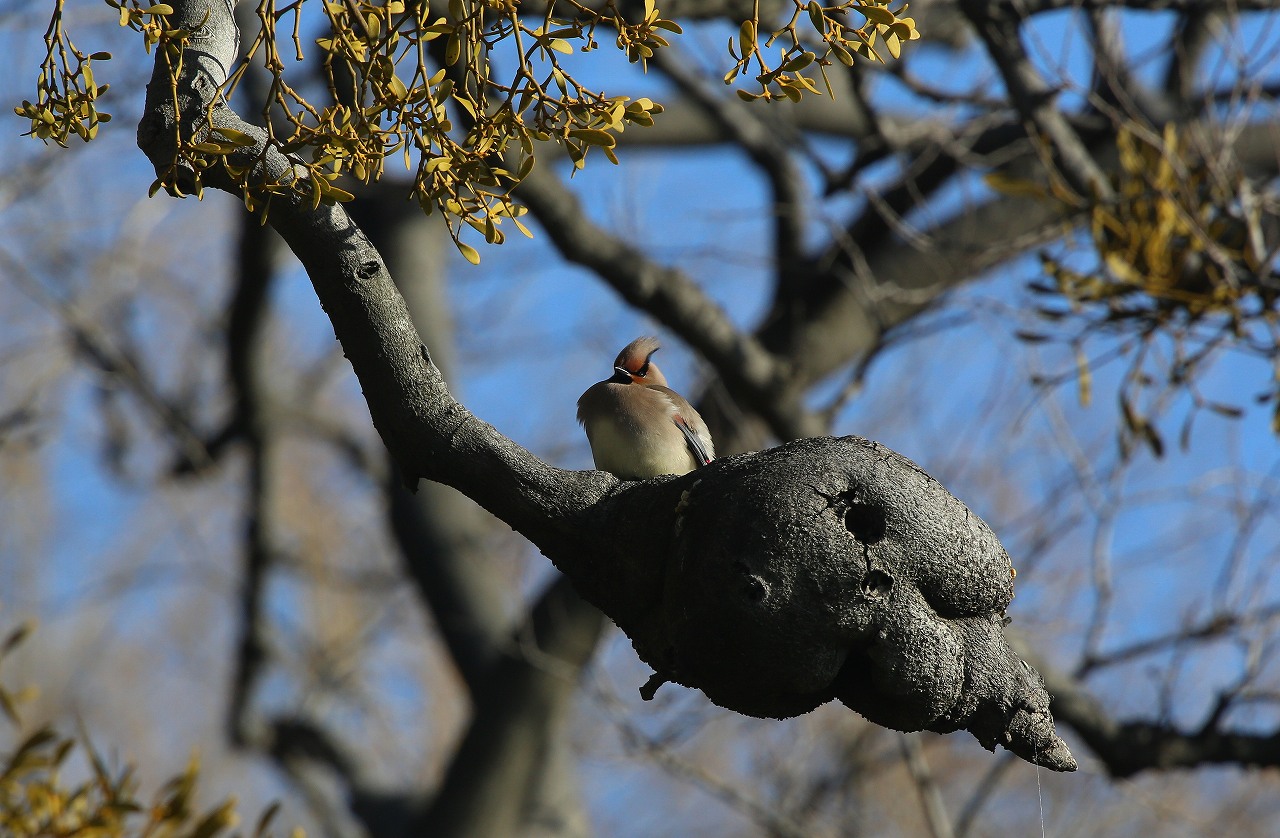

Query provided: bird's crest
[614,336,661,379]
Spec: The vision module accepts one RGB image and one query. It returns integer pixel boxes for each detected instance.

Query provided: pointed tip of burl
[1032,739,1078,772]
[1005,706,1077,772]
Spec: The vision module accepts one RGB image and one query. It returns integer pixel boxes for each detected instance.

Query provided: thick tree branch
[138,2,616,582]
[777,111,1280,390]
[349,189,514,696]
[759,183,1070,385]
[138,0,1076,773]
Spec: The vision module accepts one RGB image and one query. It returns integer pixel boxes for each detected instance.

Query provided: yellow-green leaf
[569,128,616,147]
[807,1,824,30]
[326,185,355,202]
[859,4,895,24]
[884,30,901,59]
[783,51,816,71]
[739,20,756,55]
[212,126,256,146]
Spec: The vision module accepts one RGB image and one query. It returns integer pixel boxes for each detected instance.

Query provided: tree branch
[960,0,1113,201]
[348,188,515,696]
[226,201,280,751]
[652,47,810,282]
[418,576,604,837]
[353,187,601,837]
[137,0,1077,773]
[1023,639,1280,777]
[514,162,828,441]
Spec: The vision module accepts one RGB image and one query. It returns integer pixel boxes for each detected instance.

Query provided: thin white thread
[1035,762,1046,838]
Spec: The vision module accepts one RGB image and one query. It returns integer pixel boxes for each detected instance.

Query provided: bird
[577,336,715,479]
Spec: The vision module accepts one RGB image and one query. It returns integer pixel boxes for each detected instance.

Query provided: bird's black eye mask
[610,348,658,383]
[634,347,660,378]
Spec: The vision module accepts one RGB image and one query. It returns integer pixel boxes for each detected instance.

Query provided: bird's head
[610,336,668,386]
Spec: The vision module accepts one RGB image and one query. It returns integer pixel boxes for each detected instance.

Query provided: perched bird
[577,337,715,479]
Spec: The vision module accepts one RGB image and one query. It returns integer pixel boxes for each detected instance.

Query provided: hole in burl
[861,569,893,599]
[845,502,886,544]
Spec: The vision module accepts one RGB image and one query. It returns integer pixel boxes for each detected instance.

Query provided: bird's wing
[672,414,714,466]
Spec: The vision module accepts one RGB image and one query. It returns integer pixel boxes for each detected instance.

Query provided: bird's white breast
[578,384,697,479]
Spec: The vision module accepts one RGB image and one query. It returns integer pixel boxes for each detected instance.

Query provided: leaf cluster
[14,1,113,146]
[1010,125,1280,454]
[214,0,675,258]
[726,1,918,102]
[20,0,918,261]
[0,621,300,838]
[1063,125,1271,318]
